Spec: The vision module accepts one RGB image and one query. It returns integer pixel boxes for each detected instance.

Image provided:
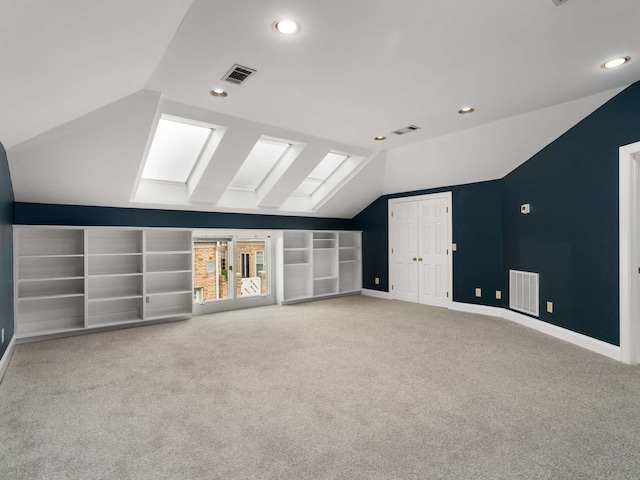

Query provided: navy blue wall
[14,203,353,230]
[0,142,15,360]
[352,180,503,306]
[502,82,640,346]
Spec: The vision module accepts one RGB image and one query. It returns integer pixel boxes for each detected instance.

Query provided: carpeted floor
[1,295,639,479]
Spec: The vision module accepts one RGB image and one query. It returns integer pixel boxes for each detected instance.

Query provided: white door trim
[388,192,453,307]
[619,141,640,364]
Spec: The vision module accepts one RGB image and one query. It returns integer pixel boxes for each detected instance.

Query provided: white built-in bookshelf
[14,226,193,340]
[277,230,361,304]
[145,230,193,321]
[87,229,143,328]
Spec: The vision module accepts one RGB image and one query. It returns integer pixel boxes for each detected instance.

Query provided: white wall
[8,90,161,206]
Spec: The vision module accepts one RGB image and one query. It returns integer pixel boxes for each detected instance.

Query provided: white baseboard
[396,299,621,362]
[361,288,392,300]
[450,301,504,318]
[500,308,621,361]
[0,335,16,384]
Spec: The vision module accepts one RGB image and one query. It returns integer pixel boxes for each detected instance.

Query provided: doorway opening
[619,141,640,364]
[192,232,273,315]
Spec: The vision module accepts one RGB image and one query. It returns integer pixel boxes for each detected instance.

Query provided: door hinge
[391,211,394,217]
[391,248,394,254]
[446,249,449,255]
[392,285,394,290]
[446,207,449,213]
[446,292,449,298]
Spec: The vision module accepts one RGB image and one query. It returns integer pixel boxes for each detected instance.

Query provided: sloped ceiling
[0,0,193,149]
[2,0,640,218]
[8,90,162,207]
[382,87,624,195]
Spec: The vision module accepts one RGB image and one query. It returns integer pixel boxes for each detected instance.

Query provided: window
[193,287,204,303]
[241,253,250,278]
[193,235,270,304]
[293,152,348,196]
[228,138,291,191]
[141,117,213,184]
[255,250,264,273]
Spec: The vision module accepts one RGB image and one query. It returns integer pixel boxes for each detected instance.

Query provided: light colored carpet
[1,295,639,479]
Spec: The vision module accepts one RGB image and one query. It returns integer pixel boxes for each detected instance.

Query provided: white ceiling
[2,0,640,218]
[0,0,192,149]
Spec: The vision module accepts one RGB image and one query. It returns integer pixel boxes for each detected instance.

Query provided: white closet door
[418,197,449,307]
[390,201,419,302]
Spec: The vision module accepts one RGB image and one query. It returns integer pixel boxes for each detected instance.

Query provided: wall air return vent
[392,125,421,135]
[509,270,539,317]
[222,64,257,85]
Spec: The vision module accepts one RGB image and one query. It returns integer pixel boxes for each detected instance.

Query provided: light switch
[475,288,482,297]
[547,301,553,313]
[496,290,501,300]
[375,277,380,285]
[452,243,457,252]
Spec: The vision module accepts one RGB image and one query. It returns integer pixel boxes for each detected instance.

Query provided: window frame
[141,116,215,185]
[292,152,350,197]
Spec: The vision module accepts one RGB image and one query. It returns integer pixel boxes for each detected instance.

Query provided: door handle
[418,257,423,261]
[412,257,417,261]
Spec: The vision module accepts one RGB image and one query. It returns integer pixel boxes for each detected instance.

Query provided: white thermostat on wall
[520,204,531,214]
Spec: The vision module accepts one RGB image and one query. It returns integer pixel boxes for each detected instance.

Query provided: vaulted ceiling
[2,0,639,218]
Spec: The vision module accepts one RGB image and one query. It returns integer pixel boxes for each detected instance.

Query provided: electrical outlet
[547,301,553,313]
[375,277,380,285]
[475,288,482,297]
[496,290,501,300]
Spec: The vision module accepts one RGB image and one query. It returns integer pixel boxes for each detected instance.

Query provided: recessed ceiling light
[374,136,386,141]
[458,107,475,114]
[274,19,299,35]
[210,89,228,98]
[601,56,631,69]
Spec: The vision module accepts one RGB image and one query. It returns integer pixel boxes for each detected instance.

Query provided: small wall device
[520,204,531,214]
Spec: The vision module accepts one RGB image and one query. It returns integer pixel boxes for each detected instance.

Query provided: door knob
[412,257,417,261]
[418,257,423,261]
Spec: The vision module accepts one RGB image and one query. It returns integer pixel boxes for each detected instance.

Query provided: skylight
[141,117,213,183]
[228,138,291,191]
[294,152,348,196]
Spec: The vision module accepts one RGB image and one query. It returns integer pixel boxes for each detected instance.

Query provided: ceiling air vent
[392,125,421,136]
[222,64,257,85]
[550,0,569,6]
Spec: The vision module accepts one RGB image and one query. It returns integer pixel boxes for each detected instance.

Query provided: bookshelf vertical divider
[84,229,89,328]
[142,230,147,321]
